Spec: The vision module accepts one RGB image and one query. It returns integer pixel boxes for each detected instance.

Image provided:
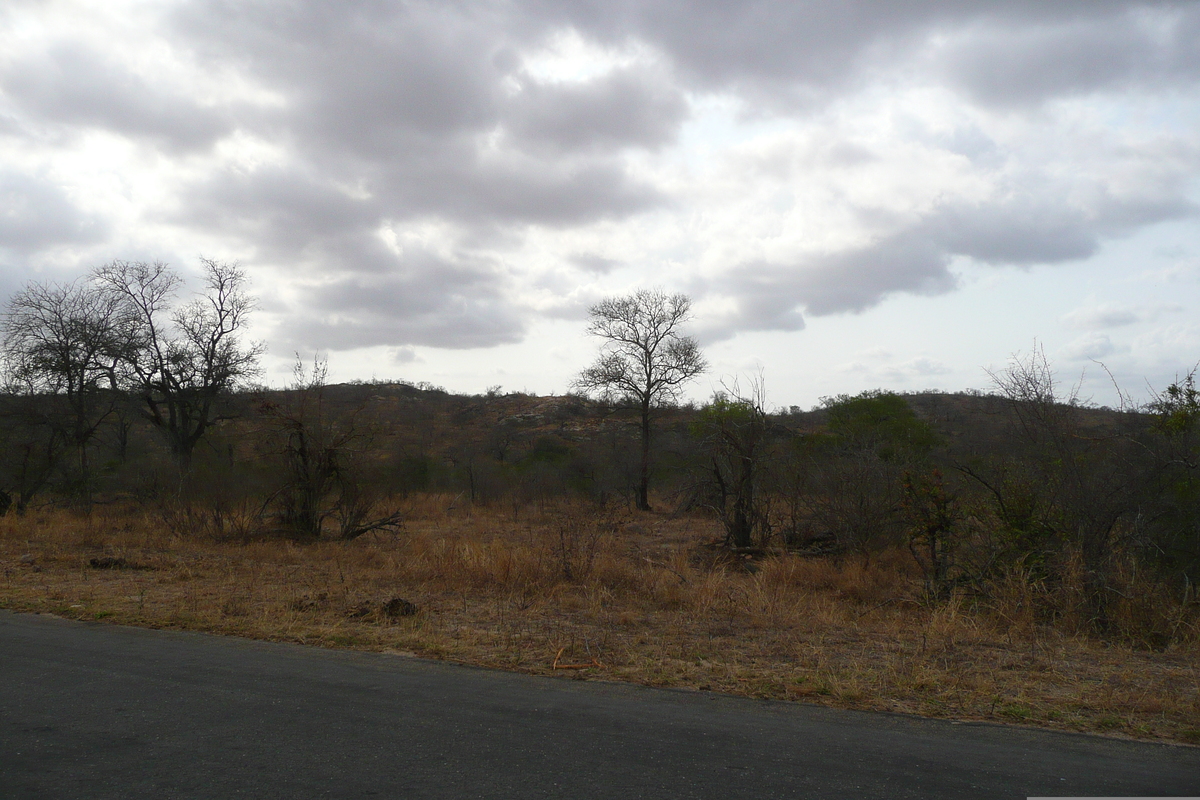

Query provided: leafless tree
[0,278,129,494]
[0,403,64,513]
[574,289,707,510]
[95,258,265,470]
[261,356,403,541]
[694,377,773,548]
[984,344,1081,448]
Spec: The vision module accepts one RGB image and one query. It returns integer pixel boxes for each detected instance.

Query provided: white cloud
[1062,332,1120,361]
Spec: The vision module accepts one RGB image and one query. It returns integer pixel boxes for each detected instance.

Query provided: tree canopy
[575,288,706,510]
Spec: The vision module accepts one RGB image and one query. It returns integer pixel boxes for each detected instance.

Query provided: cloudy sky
[2,0,1198,408]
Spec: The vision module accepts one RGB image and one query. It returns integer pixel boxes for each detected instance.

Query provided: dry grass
[2,495,1198,745]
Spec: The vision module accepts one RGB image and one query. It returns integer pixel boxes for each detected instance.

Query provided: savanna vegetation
[1,265,1198,743]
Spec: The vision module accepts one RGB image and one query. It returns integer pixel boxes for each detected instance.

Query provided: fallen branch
[552,647,604,670]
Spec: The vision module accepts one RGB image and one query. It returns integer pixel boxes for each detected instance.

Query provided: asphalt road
[2,611,1197,799]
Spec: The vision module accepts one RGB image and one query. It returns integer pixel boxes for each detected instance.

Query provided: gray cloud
[505,67,688,154]
[902,162,1190,269]
[943,7,1200,108]
[391,346,418,364]
[157,0,671,294]
[178,150,663,265]
[705,167,1196,339]
[534,0,1200,108]
[0,170,109,309]
[0,170,107,253]
[700,231,954,341]
[569,253,621,274]
[175,152,660,353]
[5,0,1200,355]
[1063,332,1119,361]
[158,0,1200,240]
[1064,306,1141,329]
[172,0,685,163]
[799,234,957,316]
[176,167,381,260]
[1,42,232,151]
[378,155,666,228]
[529,0,935,101]
[1063,302,1186,329]
[921,198,1117,266]
[275,243,525,351]
[697,264,811,343]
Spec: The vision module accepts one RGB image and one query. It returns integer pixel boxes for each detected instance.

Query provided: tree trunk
[75,432,91,504]
[730,497,752,548]
[637,399,651,511]
[172,439,194,473]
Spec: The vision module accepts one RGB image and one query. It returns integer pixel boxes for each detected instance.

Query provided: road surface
[2,611,1197,798]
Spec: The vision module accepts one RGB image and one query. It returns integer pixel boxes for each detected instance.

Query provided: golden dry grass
[2,495,1198,745]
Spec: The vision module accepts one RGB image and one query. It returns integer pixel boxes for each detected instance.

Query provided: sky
[1,0,1198,409]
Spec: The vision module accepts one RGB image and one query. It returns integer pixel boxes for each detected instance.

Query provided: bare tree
[574,289,707,510]
[261,355,403,541]
[95,258,265,470]
[694,377,773,548]
[0,278,129,495]
[0,400,65,513]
